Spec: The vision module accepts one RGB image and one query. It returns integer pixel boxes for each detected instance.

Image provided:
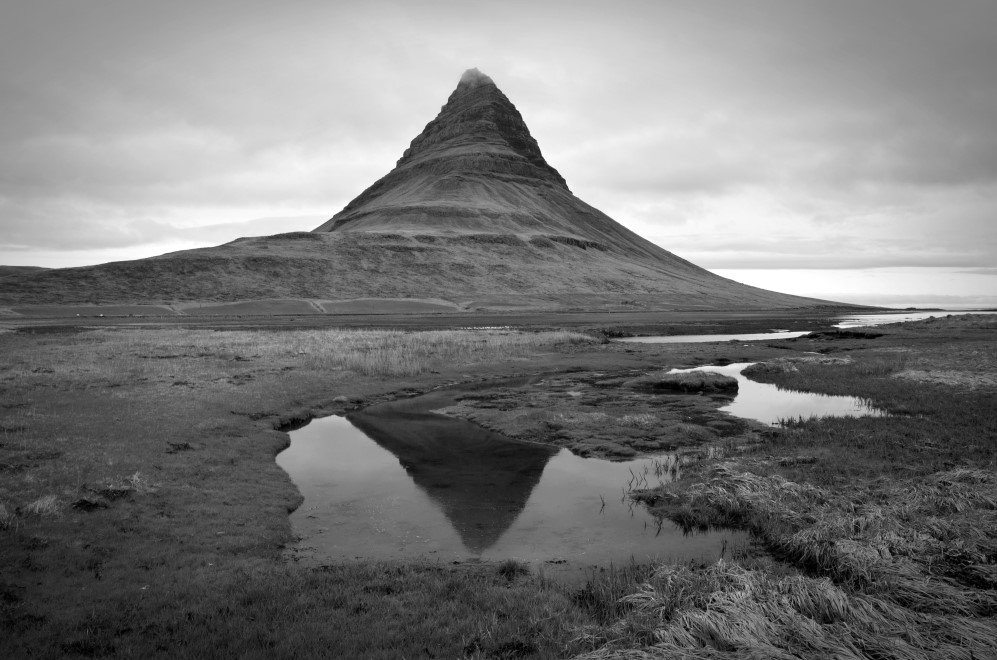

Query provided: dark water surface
[279,399,745,572]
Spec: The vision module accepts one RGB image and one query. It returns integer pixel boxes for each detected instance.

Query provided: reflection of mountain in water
[347,410,557,553]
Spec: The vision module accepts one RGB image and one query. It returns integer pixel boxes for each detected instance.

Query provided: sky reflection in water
[670,363,886,426]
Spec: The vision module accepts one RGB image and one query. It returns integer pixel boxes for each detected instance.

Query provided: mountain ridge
[0,69,844,311]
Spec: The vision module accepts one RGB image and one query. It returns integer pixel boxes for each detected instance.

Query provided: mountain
[0,69,837,311]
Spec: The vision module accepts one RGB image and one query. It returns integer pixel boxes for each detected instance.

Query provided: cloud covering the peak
[1,0,995,304]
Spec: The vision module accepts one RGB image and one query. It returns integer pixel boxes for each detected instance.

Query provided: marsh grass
[606,330,997,658]
[618,413,658,428]
[572,562,658,626]
[3,317,993,658]
[496,558,531,581]
[0,327,594,387]
[578,560,997,660]
[7,562,598,659]
[0,502,13,529]
[22,494,60,517]
[0,324,606,658]
[659,464,996,612]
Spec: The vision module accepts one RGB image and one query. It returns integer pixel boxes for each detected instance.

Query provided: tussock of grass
[605,330,997,659]
[577,560,997,660]
[496,558,531,581]
[625,371,738,394]
[618,413,658,428]
[655,464,997,616]
[23,494,59,517]
[572,563,658,626]
[0,502,13,529]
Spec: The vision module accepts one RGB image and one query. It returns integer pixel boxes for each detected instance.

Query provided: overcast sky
[2,0,995,306]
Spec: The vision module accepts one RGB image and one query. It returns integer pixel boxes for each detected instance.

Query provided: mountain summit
[312,69,698,265]
[314,67,568,233]
[0,70,836,311]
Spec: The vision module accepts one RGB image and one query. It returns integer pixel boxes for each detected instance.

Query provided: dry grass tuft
[27,327,596,381]
[618,414,659,428]
[0,501,13,529]
[658,464,997,616]
[125,471,155,494]
[23,494,60,517]
[577,560,997,659]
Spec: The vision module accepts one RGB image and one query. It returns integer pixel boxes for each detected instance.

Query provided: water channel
[617,310,996,343]
[619,330,811,343]
[834,310,997,328]
[669,363,886,426]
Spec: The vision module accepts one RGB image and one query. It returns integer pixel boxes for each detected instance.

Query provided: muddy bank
[436,368,754,460]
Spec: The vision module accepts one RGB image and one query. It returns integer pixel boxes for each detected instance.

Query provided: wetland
[1,310,994,658]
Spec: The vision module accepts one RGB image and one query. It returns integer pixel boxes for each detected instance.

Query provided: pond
[669,363,886,426]
[278,397,746,577]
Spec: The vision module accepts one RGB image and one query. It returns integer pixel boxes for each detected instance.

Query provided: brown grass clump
[0,502,14,529]
[577,560,997,659]
[625,371,738,394]
[618,414,658,428]
[22,494,60,517]
[654,464,997,616]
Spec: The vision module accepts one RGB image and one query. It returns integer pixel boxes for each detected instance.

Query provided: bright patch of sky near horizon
[1,0,995,306]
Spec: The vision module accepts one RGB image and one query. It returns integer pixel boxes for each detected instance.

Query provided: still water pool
[279,362,886,571]
[279,402,745,571]
[670,363,886,426]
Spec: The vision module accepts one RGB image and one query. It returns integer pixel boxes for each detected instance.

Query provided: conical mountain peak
[315,69,573,232]
[457,67,494,89]
[393,69,567,187]
[1,68,838,309]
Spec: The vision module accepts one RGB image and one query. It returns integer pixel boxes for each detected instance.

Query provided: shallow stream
[619,330,810,343]
[617,310,996,343]
[669,363,886,426]
[834,310,997,328]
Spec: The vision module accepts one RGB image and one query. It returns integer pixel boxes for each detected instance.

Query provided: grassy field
[1,315,994,657]
[604,316,997,658]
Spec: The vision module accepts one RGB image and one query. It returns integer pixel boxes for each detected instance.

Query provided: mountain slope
[314,68,706,267]
[0,69,838,311]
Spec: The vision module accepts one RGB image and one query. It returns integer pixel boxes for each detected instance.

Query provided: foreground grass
[5,561,598,658]
[3,317,994,657]
[1,326,608,658]
[597,317,997,658]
